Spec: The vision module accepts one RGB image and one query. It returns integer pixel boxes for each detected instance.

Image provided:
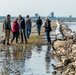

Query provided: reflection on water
[0,45,57,75]
[0,45,26,75]
[36,45,42,54]
[45,46,51,73]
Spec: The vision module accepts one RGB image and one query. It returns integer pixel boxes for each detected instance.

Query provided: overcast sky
[0,0,76,17]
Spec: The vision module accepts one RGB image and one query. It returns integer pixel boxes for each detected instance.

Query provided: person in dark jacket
[11,18,19,43]
[25,15,32,39]
[18,15,27,44]
[3,14,11,45]
[44,18,52,44]
[36,16,42,35]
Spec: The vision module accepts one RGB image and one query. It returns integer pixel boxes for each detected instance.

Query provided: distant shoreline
[0,16,76,22]
[0,20,76,22]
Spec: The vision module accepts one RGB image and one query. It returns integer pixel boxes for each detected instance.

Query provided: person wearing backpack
[36,16,42,35]
[44,18,52,44]
[3,14,11,45]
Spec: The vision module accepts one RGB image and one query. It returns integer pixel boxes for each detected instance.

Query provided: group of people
[2,14,52,45]
[3,14,31,45]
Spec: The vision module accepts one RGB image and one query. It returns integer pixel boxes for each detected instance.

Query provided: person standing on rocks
[3,14,11,45]
[44,18,52,44]
[25,15,32,39]
[36,16,42,35]
[18,15,27,44]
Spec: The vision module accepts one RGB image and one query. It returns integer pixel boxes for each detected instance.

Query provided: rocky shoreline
[52,22,76,75]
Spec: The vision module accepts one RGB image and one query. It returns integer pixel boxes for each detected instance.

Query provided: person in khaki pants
[3,14,11,45]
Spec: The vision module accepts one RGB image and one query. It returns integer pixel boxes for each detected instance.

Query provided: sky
[0,0,76,17]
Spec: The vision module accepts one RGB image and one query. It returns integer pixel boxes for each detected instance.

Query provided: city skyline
[0,0,76,17]
[0,12,74,18]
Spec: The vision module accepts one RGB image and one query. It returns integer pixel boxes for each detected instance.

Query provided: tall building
[51,12,54,18]
[35,13,39,17]
[69,15,72,18]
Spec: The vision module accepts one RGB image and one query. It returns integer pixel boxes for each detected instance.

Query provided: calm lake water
[63,22,76,32]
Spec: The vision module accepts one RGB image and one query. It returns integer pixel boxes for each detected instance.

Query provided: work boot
[3,40,5,45]
[19,42,24,44]
[11,40,13,44]
[7,43,11,45]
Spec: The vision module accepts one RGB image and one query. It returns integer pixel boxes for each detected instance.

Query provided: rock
[72,49,76,54]
[61,68,70,75]
[56,47,65,54]
[52,71,57,75]
[69,71,75,75]
[52,23,76,75]
[64,59,71,66]
[61,56,67,63]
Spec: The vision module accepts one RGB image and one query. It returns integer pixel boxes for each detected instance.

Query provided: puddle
[0,45,58,75]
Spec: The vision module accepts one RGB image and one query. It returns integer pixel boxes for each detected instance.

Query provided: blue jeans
[37,24,41,35]
[46,31,51,43]
[26,27,31,38]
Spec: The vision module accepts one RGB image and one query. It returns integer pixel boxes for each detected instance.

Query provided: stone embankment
[52,22,76,75]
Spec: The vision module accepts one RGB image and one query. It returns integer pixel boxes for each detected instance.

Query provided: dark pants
[37,24,41,35]
[20,28,27,43]
[26,27,31,39]
[46,31,51,43]
[11,32,19,43]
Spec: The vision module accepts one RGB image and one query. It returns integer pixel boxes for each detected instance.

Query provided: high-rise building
[35,13,39,17]
[51,12,54,18]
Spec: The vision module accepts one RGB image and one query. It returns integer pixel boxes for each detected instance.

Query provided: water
[23,46,57,75]
[0,45,58,75]
[63,22,76,32]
